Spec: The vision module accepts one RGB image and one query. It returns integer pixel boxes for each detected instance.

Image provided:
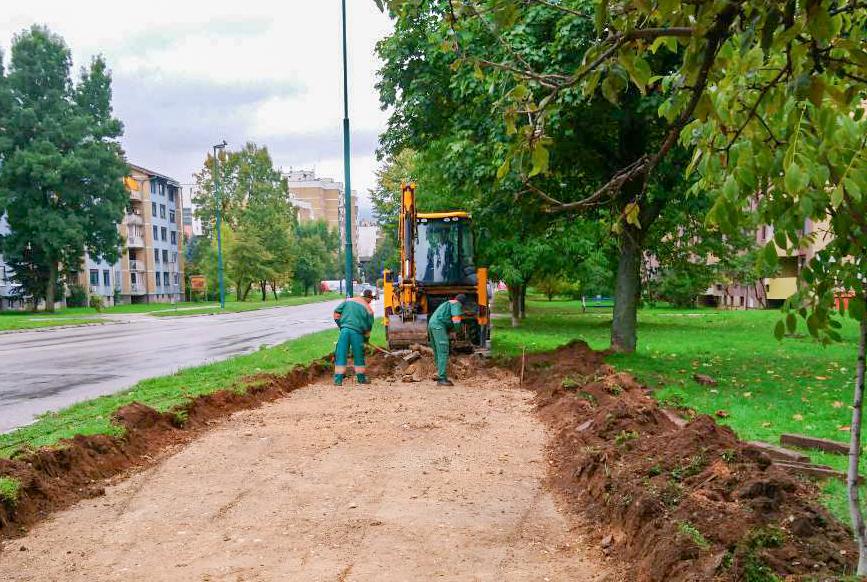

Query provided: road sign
[190,275,206,291]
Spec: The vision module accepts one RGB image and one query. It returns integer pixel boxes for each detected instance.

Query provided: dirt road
[0,372,607,581]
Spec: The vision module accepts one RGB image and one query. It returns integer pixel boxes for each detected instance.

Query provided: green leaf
[830,184,844,208]
[784,162,805,194]
[763,242,779,268]
[595,0,609,35]
[624,202,641,228]
[496,158,510,180]
[529,142,549,177]
[844,176,862,201]
[786,312,796,334]
[850,298,866,322]
[511,83,530,102]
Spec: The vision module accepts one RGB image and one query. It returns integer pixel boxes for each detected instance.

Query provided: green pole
[341,0,354,297]
[213,141,227,309]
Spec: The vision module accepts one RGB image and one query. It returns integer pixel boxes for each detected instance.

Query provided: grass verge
[0,321,384,458]
[0,315,101,332]
[147,293,341,317]
[492,293,860,524]
[0,476,21,504]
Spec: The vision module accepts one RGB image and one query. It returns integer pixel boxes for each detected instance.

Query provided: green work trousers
[428,325,450,380]
[334,328,366,375]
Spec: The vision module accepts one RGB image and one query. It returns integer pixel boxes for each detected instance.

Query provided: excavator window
[414,217,476,285]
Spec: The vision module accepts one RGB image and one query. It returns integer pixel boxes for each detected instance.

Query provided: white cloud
[0,1,393,210]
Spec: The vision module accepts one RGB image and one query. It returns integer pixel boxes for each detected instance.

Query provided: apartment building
[285,169,358,257]
[78,164,185,304]
[701,217,834,309]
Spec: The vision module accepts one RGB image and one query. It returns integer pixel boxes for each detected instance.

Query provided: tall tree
[0,26,127,311]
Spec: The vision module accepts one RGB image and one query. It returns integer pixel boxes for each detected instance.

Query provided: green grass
[0,476,21,504]
[0,293,342,331]
[0,321,384,458]
[492,293,860,524]
[148,293,341,317]
[0,313,101,331]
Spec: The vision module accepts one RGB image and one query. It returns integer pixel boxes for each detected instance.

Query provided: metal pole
[213,143,226,309]
[341,0,354,297]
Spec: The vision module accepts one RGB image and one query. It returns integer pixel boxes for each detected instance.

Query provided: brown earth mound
[0,360,328,539]
[525,340,856,581]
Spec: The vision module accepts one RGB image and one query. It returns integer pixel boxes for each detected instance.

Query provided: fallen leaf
[742,392,753,398]
[833,401,844,409]
[815,376,829,381]
[761,422,772,428]
[792,414,804,421]
[715,410,729,418]
[839,425,851,432]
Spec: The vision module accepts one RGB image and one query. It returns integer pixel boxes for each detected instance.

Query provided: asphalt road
[0,299,365,433]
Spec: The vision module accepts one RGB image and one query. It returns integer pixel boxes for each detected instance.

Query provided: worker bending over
[333,289,375,386]
[427,294,467,386]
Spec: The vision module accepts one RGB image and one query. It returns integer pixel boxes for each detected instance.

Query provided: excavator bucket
[386,319,429,350]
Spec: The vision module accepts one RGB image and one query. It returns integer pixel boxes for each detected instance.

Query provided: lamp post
[213,140,228,309]
[341,0,354,297]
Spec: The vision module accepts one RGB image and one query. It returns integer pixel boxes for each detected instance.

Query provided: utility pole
[213,140,228,309]
[341,0,354,297]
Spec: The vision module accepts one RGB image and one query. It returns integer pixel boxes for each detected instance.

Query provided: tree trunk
[45,261,58,313]
[849,297,867,575]
[611,227,642,353]
[236,284,243,301]
[271,281,278,301]
[260,281,267,301]
[519,285,527,319]
[509,285,520,328]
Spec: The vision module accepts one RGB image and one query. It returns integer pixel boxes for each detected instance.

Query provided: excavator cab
[383,183,490,351]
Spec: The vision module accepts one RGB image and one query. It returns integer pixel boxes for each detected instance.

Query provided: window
[154,249,160,263]
[150,180,156,195]
[159,205,166,219]
[170,231,177,245]
[103,270,111,287]
[169,210,175,223]
[168,188,175,203]
[89,269,99,286]
[160,183,165,196]
[173,273,179,285]
[163,272,170,287]
[156,274,161,287]
[162,249,168,263]
[131,272,137,285]
[161,227,167,241]
[172,252,178,264]
[152,225,158,240]
[151,202,157,216]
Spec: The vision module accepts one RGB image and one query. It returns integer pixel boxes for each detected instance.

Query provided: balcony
[127,235,145,249]
[766,277,798,300]
[130,283,147,295]
[129,190,142,201]
[126,213,143,226]
[128,259,145,272]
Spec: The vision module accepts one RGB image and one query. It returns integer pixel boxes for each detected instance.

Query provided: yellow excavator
[382,183,491,351]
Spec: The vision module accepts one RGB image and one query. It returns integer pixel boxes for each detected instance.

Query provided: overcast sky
[0,1,393,218]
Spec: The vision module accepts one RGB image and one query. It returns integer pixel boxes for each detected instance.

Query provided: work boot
[356,374,370,385]
[437,378,454,387]
[334,374,345,386]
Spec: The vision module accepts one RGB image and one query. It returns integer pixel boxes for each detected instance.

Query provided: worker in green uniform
[333,289,376,386]
[427,294,467,386]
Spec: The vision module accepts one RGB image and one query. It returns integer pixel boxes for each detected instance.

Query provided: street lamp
[213,140,228,309]
[341,0,354,297]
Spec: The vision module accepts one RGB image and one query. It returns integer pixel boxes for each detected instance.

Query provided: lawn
[0,320,384,459]
[492,293,861,524]
[0,293,342,331]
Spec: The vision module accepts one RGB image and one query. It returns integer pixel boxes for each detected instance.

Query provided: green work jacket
[334,298,374,335]
[428,299,463,331]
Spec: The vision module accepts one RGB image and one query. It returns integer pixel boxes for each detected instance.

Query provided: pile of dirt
[525,340,856,581]
[0,360,328,540]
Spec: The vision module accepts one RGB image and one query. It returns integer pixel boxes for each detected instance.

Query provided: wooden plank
[774,462,862,484]
[747,441,811,463]
[780,433,849,455]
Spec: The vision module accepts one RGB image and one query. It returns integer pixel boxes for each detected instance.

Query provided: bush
[656,267,712,309]
[67,284,88,308]
[89,295,104,312]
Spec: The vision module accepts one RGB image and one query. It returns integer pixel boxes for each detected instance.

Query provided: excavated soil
[523,340,856,581]
[0,363,609,581]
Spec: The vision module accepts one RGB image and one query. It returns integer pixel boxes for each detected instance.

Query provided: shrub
[66,284,88,307]
[89,294,105,312]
